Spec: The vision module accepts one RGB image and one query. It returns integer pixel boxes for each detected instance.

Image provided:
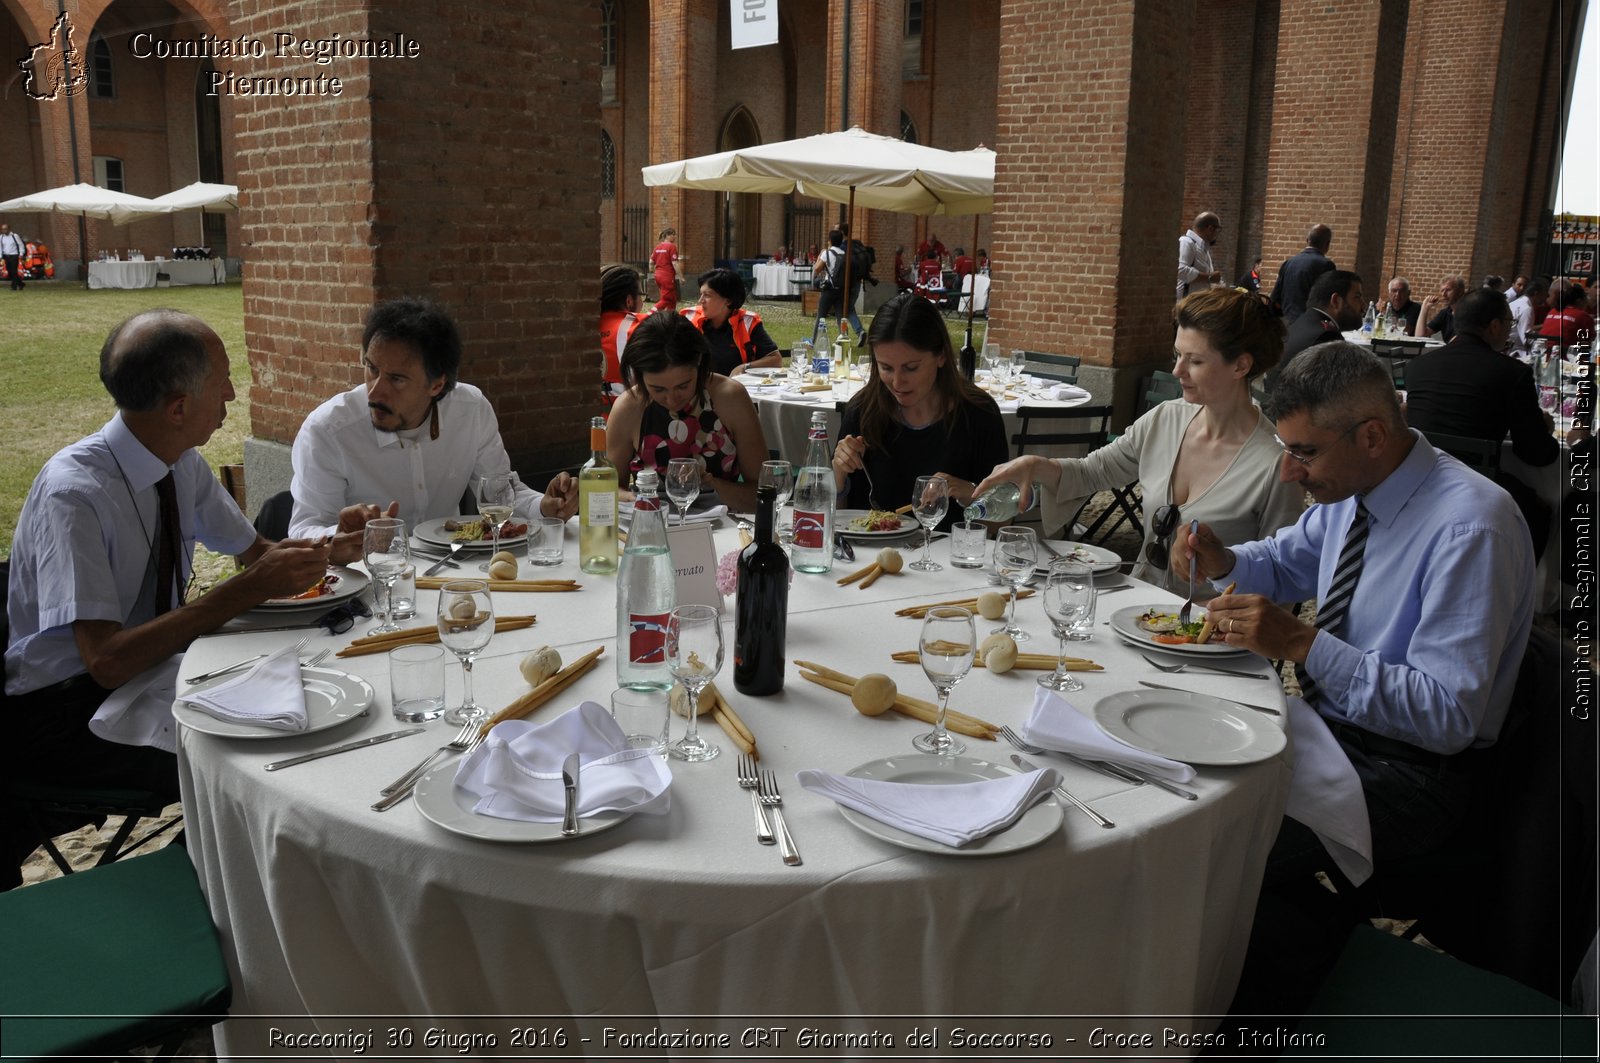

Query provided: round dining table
[177,523,1289,1057]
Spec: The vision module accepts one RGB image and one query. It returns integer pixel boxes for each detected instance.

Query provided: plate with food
[1092,689,1286,766]
[1036,540,1123,576]
[253,566,370,611]
[836,508,918,539]
[414,516,529,552]
[1107,603,1252,656]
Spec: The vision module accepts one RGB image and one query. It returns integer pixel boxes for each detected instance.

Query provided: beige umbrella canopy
[149,182,238,213]
[0,181,165,224]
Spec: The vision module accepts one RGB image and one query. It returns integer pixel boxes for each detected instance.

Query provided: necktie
[154,472,183,614]
[1298,499,1370,705]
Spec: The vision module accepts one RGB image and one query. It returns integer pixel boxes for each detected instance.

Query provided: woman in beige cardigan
[974,287,1304,597]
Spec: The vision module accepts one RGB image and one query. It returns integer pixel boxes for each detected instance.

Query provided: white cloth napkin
[90,655,182,753]
[796,766,1060,848]
[178,642,309,731]
[1050,384,1091,401]
[454,701,672,822]
[1283,697,1374,887]
[1022,687,1197,783]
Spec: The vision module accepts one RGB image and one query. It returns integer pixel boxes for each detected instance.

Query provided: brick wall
[1184,0,1260,282]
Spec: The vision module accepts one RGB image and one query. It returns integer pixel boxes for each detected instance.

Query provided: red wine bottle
[734,484,789,695]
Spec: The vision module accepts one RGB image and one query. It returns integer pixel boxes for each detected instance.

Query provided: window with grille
[93,156,124,193]
[900,112,918,144]
[91,33,114,97]
[902,1,924,77]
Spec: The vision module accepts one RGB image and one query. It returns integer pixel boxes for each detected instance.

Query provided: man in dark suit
[1271,223,1335,323]
[1403,287,1558,557]
[1267,270,1364,393]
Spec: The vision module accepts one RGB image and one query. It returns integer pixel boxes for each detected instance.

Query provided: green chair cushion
[0,845,230,1059]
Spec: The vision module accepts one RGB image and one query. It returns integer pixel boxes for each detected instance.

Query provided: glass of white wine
[362,517,408,635]
[475,474,517,571]
[914,606,973,756]
[436,579,494,726]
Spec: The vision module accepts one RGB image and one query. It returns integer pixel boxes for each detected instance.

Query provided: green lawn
[0,281,249,556]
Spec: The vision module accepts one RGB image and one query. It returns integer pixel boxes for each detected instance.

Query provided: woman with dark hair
[607,310,769,512]
[831,291,1009,527]
[682,267,780,376]
[974,287,1304,596]
[600,264,644,404]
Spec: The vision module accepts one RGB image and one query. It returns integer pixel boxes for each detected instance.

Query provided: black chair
[1009,405,1140,540]
[1080,371,1181,547]
[1426,431,1501,477]
[1019,350,1080,385]
[1144,369,1182,406]
[252,488,293,540]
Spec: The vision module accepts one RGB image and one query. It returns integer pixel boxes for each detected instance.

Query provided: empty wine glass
[476,474,516,572]
[915,606,973,756]
[1010,348,1028,384]
[362,517,408,635]
[759,460,794,548]
[992,526,1039,642]
[665,458,701,526]
[666,604,723,762]
[1039,560,1094,692]
[909,474,949,572]
[436,579,494,726]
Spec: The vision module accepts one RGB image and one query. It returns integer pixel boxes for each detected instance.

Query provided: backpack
[849,240,876,287]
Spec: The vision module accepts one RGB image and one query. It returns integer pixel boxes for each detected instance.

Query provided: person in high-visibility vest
[600,264,646,406]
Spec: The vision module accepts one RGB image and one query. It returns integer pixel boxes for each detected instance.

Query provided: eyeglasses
[1145,504,1180,570]
[1274,420,1369,467]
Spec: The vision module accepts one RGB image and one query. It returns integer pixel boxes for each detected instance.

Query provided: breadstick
[836,561,879,586]
[858,567,885,590]
[1195,581,1237,645]
[477,645,604,735]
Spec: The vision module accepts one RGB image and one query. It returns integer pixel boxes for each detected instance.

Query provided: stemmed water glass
[1039,560,1094,692]
[909,474,949,571]
[1010,348,1029,385]
[992,526,1039,642]
[362,517,408,635]
[666,604,723,762]
[436,579,494,726]
[476,474,516,571]
[665,458,701,526]
[914,606,973,756]
[759,460,794,546]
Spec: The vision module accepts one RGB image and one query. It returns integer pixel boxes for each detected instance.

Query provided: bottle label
[586,490,616,527]
[792,508,826,549]
[628,611,670,664]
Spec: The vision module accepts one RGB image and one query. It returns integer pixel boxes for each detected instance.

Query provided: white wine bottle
[579,417,619,574]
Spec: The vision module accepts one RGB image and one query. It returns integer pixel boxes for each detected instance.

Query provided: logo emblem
[18,13,88,101]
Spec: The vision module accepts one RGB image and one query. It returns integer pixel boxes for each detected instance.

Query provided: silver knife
[1112,764,1199,801]
[1010,753,1114,829]
[560,752,581,837]
[1172,662,1274,680]
[264,727,426,771]
[423,541,465,577]
[1137,680,1282,717]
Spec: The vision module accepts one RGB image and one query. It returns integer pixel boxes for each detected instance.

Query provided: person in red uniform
[650,228,683,311]
[952,248,975,280]
[1538,281,1595,350]
[600,264,646,405]
[916,233,947,265]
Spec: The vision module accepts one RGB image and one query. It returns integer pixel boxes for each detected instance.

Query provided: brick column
[991,0,1194,417]
[233,0,599,493]
[647,0,718,276]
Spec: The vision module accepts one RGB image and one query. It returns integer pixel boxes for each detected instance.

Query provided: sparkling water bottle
[615,468,676,690]
[791,411,836,574]
[964,481,1044,522]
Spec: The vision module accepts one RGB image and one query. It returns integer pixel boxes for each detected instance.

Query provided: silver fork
[1139,653,1271,681]
[301,649,330,668]
[371,729,487,812]
[1178,519,1199,626]
[757,770,801,865]
[377,718,479,797]
[737,754,775,845]
[186,635,309,684]
[860,458,883,512]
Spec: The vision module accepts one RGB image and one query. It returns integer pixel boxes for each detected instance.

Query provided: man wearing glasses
[1174,342,1535,1009]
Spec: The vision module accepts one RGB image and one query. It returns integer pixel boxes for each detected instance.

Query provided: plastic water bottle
[1361,302,1376,336]
[964,481,1044,522]
[791,411,837,574]
[615,468,676,690]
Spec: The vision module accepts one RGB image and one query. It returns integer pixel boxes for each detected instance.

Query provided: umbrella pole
[837,186,855,341]
[78,211,89,290]
[965,213,980,335]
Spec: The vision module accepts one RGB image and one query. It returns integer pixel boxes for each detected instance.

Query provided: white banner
[729,0,778,50]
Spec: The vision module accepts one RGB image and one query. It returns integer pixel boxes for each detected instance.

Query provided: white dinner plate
[1108,603,1253,657]
[619,497,728,527]
[835,508,919,539]
[1092,689,1286,766]
[1036,540,1122,576]
[412,763,633,843]
[835,754,1063,856]
[172,667,374,739]
[413,517,529,552]
[253,566,370,612]
[742,367,786,379]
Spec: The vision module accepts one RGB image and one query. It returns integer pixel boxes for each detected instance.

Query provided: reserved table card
[668,522,722,608]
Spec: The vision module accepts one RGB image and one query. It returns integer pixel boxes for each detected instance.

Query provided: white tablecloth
[156,258,226,285]
[958,272,990,314]
[86,260,159,289]
[752,260,805,298]
[177,527,1289,1054]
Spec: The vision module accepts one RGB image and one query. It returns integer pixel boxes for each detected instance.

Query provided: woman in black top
[832,291,1009,527]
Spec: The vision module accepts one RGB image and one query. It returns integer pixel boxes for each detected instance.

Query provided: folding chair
[1425,431,1501,477]
[1009,405,1138,540]
[1019,351,1080,385]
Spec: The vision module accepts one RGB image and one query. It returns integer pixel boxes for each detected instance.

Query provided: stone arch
[717,104,761,260]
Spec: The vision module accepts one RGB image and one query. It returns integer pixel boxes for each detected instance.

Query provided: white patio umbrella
[149,182,238,213]
[0,182,169,285]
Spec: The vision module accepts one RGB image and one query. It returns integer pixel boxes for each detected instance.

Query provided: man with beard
[1267,270,1365,393]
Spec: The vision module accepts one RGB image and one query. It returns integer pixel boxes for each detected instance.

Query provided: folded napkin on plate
[179,642,308,731]
[1049,384,1091,401]
[454,701,671,822]
[796,766,1060,848]
[1283,697,1373,886]
[1022,687,1197,783]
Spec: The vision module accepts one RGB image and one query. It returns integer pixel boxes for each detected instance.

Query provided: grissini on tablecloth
[888,650,1103,672]
[417,577,580,593]
[795,660,999,740]
[335,616,537,658]
[476,645,606,736]
[894,591,1034,619]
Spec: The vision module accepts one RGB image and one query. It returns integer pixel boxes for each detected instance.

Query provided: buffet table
[177,525,1290,1056]
[86,259,159,289]
[752,260,805,298]
[156,257,226,286]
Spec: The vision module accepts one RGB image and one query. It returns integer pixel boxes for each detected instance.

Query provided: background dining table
[176,522,1290,1057]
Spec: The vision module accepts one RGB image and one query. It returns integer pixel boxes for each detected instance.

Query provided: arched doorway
[718,107,760,261]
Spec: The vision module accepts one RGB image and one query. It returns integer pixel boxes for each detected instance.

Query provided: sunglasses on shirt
[1145,504,1180,570]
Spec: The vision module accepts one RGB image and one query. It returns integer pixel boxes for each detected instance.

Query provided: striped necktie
[1298,499,1370,705]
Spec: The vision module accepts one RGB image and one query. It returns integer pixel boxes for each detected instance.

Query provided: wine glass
[1039,560,1094,692]
[436,579,494,726]
[914,606,973,756]
[1010,348,1029,386]
[992,526,1039,642]
[909,474,949,571]
[476,474,516,572]
[759,460,794,548]
[666,604,723,762]
[362,517,408,635]
[665,458,701,526]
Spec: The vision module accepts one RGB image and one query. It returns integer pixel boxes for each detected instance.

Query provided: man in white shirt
[289,298,578,542]
[1176,212,1222,301]
[1508,274,1549,351]
[0,223,26,290]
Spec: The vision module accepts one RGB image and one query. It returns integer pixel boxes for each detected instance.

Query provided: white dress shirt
[0,231,24,256]
[289,382,542,537]
[1176,228,1215,301]
[1509,294,1534,348]
[4,414,257,694]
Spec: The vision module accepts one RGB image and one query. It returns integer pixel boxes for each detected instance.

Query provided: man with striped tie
[1173,341,1535,1011]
